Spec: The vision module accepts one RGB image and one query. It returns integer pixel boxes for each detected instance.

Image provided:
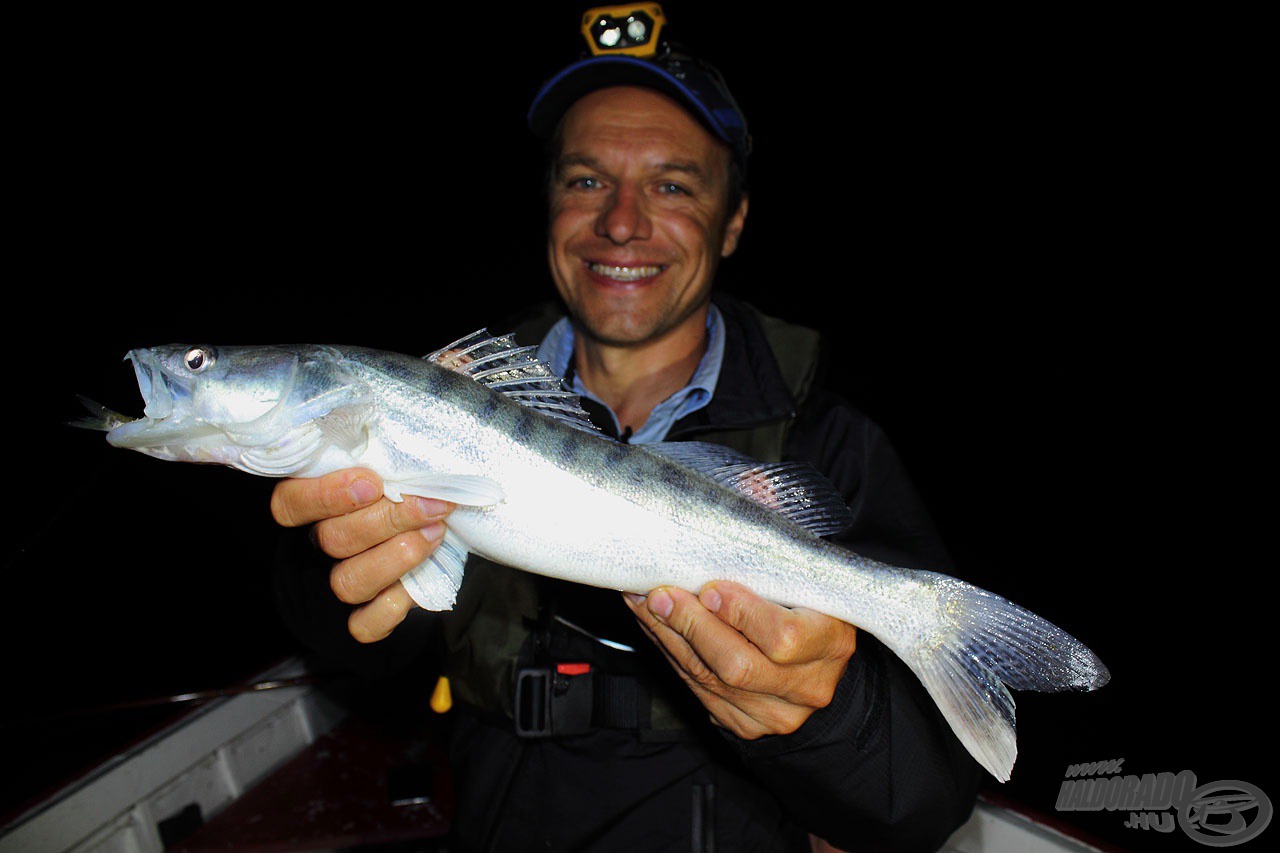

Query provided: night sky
[10,5,1267,851]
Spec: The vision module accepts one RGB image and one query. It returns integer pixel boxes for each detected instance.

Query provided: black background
[7,4,1270,851]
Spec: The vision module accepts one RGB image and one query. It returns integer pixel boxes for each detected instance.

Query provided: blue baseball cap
[527,49,752,173]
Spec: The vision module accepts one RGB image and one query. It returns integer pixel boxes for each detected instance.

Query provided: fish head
[105,343,362,470]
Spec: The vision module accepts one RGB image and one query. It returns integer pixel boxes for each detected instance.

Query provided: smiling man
[270,11,980,852]
[545,83,748,439]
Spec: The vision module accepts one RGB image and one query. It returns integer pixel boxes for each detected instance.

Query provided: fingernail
[349,478,380,504]
[623,592,646,606]
[420,521,446,543]
[649,589,673,619]
[701,587,722,613]
[414,497,451,518]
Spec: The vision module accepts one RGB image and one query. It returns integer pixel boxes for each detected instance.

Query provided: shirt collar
[536,304,726,443]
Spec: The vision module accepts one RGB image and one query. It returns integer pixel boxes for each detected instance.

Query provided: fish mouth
[104,349,221,451]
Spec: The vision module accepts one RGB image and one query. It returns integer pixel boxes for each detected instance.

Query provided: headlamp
[581,4,666,57]
[529,3,751,173]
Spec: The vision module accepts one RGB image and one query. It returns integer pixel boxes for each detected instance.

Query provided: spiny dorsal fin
[427,329,600,433]
[643,441,854,537]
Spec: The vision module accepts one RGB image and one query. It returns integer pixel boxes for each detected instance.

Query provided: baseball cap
[527,7,751,172]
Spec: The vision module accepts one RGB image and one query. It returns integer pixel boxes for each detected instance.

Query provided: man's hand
[270,468,454,644]
[623,581,857,739]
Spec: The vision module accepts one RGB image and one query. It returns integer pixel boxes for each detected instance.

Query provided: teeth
[589,263,662,282]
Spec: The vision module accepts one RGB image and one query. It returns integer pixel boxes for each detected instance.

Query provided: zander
[77,330,1109,781]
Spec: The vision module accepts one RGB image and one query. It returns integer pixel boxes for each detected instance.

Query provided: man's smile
[585,261,667,283]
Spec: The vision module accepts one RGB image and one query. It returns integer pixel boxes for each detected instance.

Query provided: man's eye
[568,176,601,190]
[658,182,689,196]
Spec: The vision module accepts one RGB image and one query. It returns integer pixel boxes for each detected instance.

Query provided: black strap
[593,672,644,729]
[513,666,648,737]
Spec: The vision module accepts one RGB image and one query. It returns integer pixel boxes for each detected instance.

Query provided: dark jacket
[274,293,981,852]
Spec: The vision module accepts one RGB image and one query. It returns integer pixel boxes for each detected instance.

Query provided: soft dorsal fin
[426,329,600,433]
[644,441,854,537]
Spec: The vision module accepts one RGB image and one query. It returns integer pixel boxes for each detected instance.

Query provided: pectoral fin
[383,473,505,505]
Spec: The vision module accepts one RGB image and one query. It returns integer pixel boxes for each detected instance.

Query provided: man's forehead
[559,85,731,167]
[569,83,689,110]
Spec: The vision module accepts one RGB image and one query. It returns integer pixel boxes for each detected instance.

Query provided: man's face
[547,85,748,348]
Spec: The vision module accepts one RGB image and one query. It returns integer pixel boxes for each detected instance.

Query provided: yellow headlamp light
[580,3,666,57]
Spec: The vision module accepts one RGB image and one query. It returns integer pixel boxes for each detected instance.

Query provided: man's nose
[595,186,651,244]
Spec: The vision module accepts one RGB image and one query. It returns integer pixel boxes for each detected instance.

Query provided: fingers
[329,518,447,606]
[271,469,383,528]
[624,587,809,736]
[702,581,857,667]
[271,468,455,646]
[347,580,418,644]
[324,498,452,644]
[316,494,453,560]
[631,611,781,736]
[642,587,775,694]
[623,582,858,739]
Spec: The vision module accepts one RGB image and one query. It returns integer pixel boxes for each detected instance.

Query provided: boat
[0,657,1118,852]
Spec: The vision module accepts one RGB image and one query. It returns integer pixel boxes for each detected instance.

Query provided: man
[271,22,980,852]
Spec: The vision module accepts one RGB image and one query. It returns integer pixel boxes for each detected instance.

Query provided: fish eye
[184,346,216,373]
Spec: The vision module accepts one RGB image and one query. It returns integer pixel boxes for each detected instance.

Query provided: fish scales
[362,351,907,633]
[336,350,740,591]
[79,335,1110,783]
[346,348,809,597]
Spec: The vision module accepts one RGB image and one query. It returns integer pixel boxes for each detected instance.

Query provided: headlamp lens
[581,4,666,57]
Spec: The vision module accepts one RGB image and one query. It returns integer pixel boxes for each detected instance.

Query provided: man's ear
[721,195,749,257]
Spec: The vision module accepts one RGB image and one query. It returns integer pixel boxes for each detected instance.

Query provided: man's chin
[574,315,659,348]
[570,300,709,350]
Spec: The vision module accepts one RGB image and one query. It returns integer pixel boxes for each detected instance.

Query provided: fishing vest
[439,297,823,737]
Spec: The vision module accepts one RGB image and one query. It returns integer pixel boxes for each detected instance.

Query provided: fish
[76,330,1109,781]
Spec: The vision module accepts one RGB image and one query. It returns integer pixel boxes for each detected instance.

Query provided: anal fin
[400,530,470,611]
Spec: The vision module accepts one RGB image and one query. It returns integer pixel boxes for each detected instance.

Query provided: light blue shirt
[536,304,726,444]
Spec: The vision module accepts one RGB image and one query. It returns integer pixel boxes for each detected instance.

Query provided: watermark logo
[1055,759,1270,847]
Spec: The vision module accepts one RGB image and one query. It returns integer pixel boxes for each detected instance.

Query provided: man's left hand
[622,581,858,739]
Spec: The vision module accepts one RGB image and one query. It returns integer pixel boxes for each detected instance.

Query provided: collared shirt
[536,304,726,444]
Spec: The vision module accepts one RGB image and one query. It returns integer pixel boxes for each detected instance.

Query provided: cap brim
[528,55,732,147]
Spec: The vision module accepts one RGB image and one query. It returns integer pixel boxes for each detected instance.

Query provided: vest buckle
[514,663,595,737]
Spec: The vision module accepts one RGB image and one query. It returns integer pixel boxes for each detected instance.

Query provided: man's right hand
[270,468,454,644]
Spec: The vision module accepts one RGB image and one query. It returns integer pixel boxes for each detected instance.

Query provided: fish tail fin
[898,581,1109,782]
